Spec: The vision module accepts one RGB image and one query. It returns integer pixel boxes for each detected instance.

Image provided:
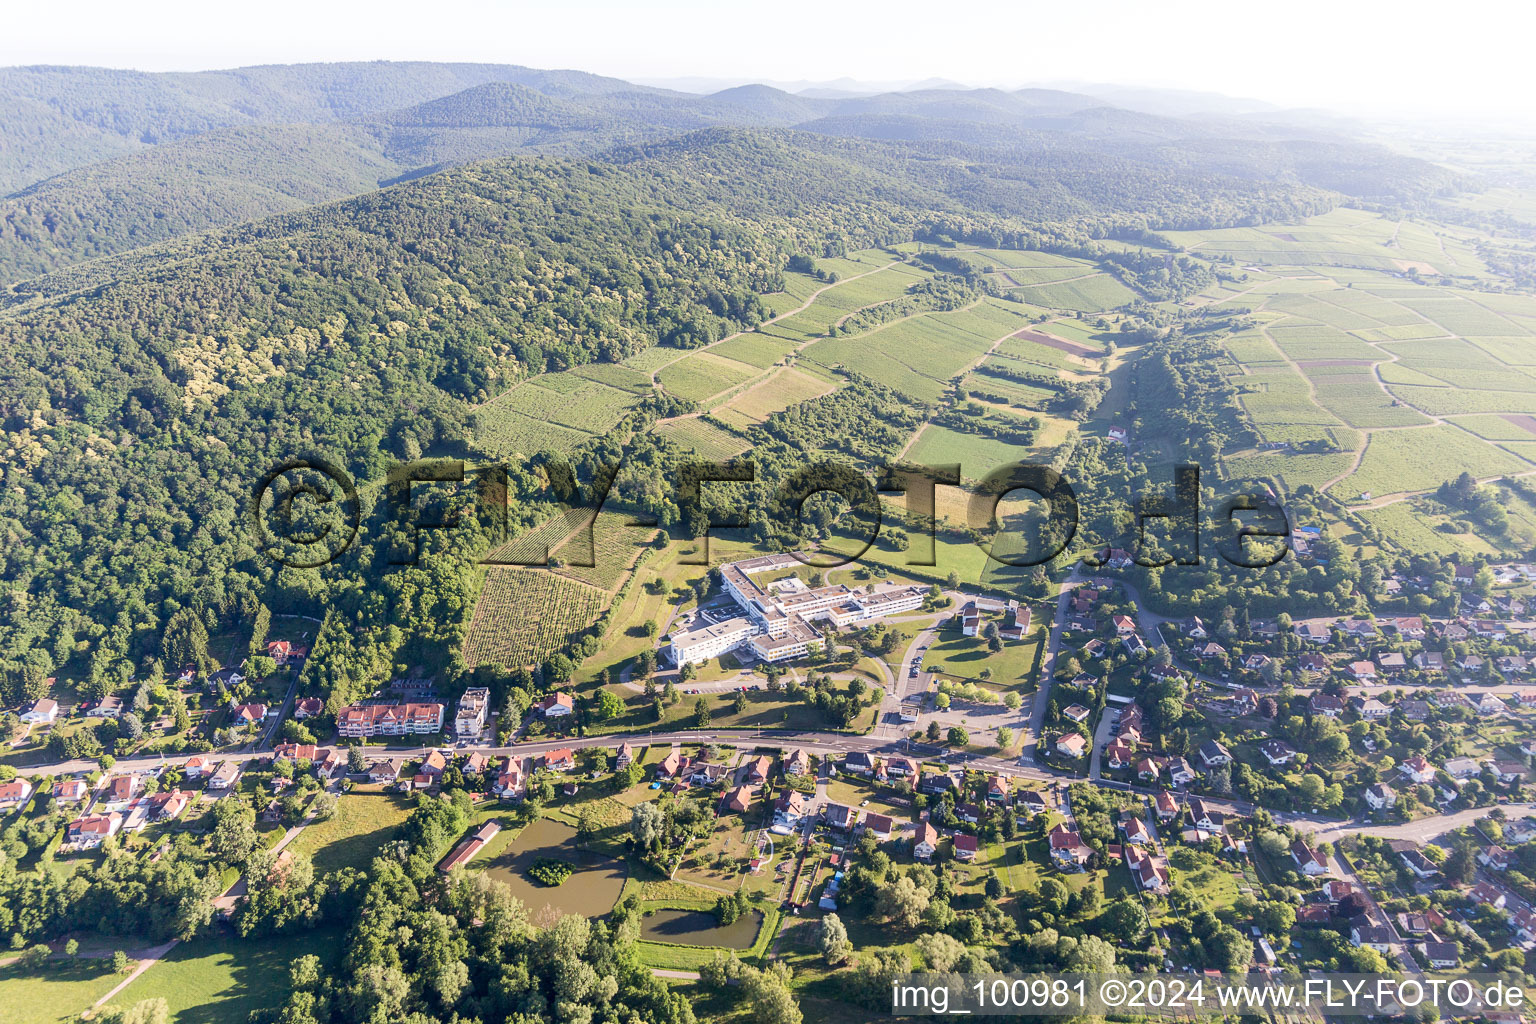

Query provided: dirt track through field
[1011,328,1098,359]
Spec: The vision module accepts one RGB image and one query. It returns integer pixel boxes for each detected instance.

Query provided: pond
[638,908,763,949]
[477,818,627,918]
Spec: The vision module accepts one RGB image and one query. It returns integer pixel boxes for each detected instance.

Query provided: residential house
[842,751,874,777]
[1259,739,1298,766]
[1105,740,1136,769]
[208,761,241,790]
[294,697,324,719]
[1443,756,1480,779]
[864,813,894,840]
[1062,704,1091,726]
[1057,733,1088,758]
[1126,845,1170,894]
[785,749,809,776]
[953,833,979,861]
[1490,760,1526,784]
[1298,653,1329,675]
[52,778,88,803]
[0,779,33,811]
[1365,783,1397,811]
[1154,790,1179,822]
[535,692,575,718]
[914,823,941,861]
[1469,881,1507,909]
[1112,615,1137,635]
[231,702,269,725]
[1187,798,1226,832]
[774,789,808,828]
[1421,942,1458,970]
[86,695,124,718]
[1401,755,1436,785]
[1168,757,1198,786]
[1401,849,1439,879]
[541,748,575,772]
[1376,652,1407,675]
[147,789,189,822]
[1136,758,1159,782]
[1413,652,1445,673]
[1291,839,1327,875]
[1048,825,1091,870]
[615,743,635,770]
[1354,697,1390,720]
[657,750,684,778]
[367,759,403,786]
[1120,811,1152,845]
[1351,925,1394,953]
[1198,739,1233,768]
[986,775,1009,802]
[746,754,776,784]
[1481,846,1511,872]
[67,813,122,848]
[101,774,141,810]
[20,698,58,725]
[721,785,753,814]
[420,750,448,778]
[494,758,526,799]
[274,742,317,763]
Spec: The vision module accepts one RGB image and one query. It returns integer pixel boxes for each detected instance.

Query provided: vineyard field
[464,569,606,669]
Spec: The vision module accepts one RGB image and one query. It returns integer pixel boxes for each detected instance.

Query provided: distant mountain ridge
[0,61,1464,285]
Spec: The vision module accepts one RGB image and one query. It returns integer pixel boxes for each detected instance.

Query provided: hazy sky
[2,0,1524,119]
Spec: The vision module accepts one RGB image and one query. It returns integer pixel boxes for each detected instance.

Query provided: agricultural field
[1003,273,1137,311]
[622,344,689,373]
[476,374,641,455]
[463,568,606,668]
[707,333,798,368]
[713,367,835,427]
[657,351,762,402]
[654,416,752,459]
[763,261,930,342]
[905,424,1038,481]
[802,299,1032,402]
[1331,425,1531,500]
[548,509,658,590]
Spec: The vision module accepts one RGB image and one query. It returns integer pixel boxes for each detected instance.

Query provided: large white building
[669,617,757,666]
[666,553,926,666]
[455,687,491,740]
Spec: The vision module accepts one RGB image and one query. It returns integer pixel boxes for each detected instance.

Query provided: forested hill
[0,63,1463,285]
[0,126,1337,685]
[0,61,651,193]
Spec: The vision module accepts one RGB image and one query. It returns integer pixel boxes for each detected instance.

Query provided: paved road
[1027,568,1084,763]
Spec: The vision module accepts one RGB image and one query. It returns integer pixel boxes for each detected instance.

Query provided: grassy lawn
[821,778,912,822]
[287,793,414,874]
[0,958,123,1024]
[921,624,1041,690]
[117,928,341,1024]
[590,686,882,736]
